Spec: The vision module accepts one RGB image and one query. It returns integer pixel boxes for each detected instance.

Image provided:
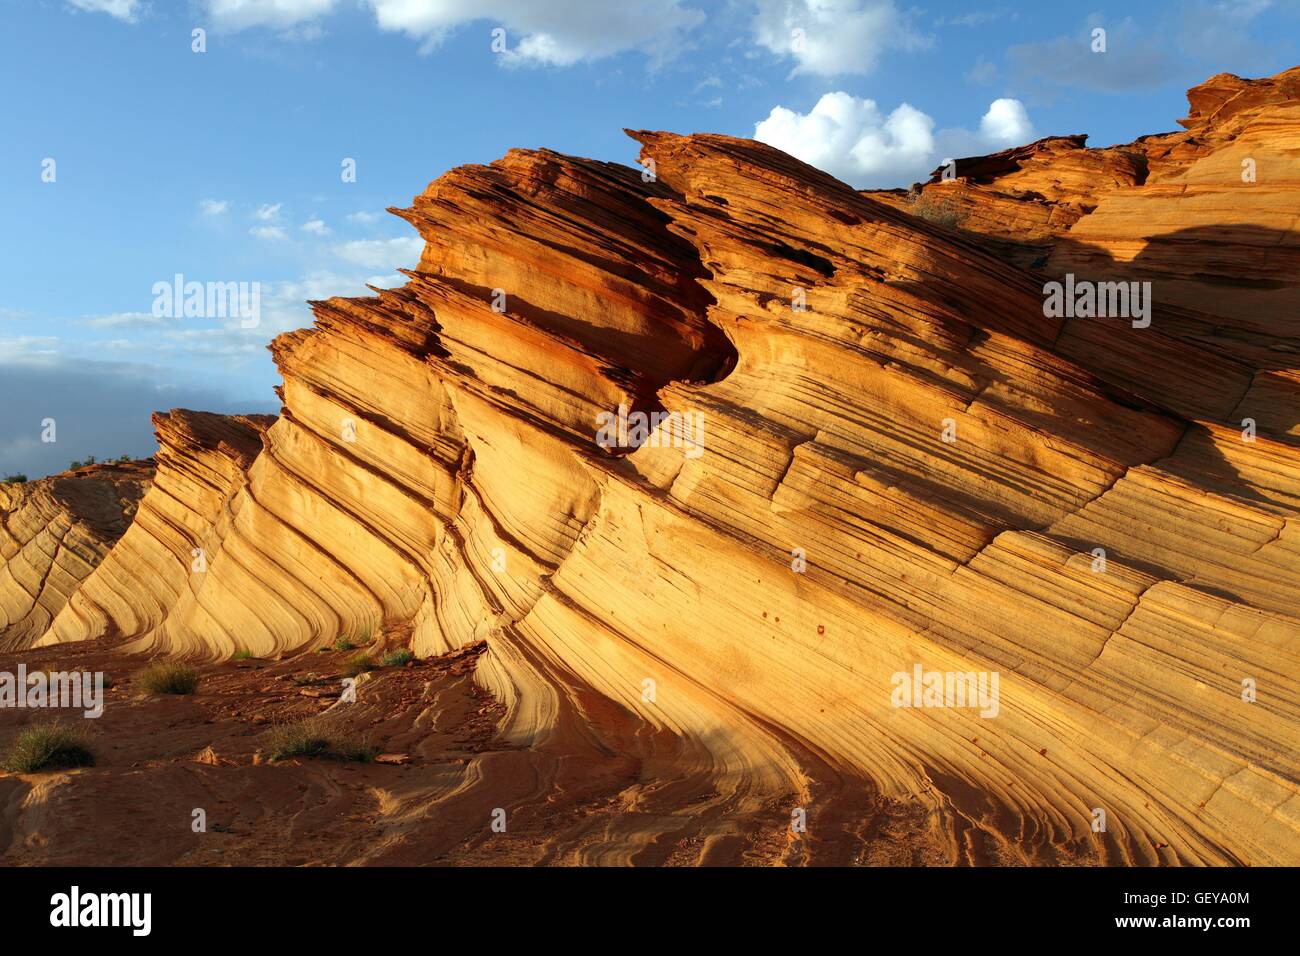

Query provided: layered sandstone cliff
[39,411,273,650]
[877,67,1300,381]
[0,461,152,649]
[4,68,1299,866]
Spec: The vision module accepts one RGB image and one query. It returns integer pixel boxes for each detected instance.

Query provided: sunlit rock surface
[0,461,152,649]
[4,68,1298,866]
[39,411,272,652]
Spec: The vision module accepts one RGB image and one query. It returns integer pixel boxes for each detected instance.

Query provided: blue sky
[2,0,1298,478]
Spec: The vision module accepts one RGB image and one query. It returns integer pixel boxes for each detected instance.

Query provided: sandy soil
[0,638,957,866]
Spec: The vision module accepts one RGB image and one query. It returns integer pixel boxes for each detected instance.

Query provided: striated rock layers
[876,67,1300,388]
[7,68,1300,865]
[40,411,273,651]
[0,461,152,650]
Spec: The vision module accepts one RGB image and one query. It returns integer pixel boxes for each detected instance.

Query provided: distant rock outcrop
[39,410,272,650]
[0,461,152,649]
[4,68,1298,865]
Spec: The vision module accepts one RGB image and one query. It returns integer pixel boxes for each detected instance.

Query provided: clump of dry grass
[911,198,963,229]
[138,661,200,695]
[264,716,375,763]
[381,649,414,667]
[1,720,94,773]
[341,653,376,678]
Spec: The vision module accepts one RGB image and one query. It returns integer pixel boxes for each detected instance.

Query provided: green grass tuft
[1,720,94,773]
[232,650,254,661]
[341,653,376,678]
[265,716,375,763]
[138,661,200,695]
[381,649,414,667]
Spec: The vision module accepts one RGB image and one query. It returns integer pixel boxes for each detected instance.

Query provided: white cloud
[67,0,140,21]
[250,225,288,240]
[334,236,424,270]
[204,0,338,32]
[754,92,1035,188]
[346,211,381,224]
[254,202,282,221]
[301,218,330,235]
[751,0,929,77]
[83,311,177,329]
[365,0,704,65]
[199,198,229,215]
[151,270,412,361]
[979,98,1033,142]
[0,336,60,360]
[118,0,705,64]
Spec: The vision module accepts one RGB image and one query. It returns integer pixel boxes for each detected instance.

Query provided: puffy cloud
[66,0,139,21]
[333,236,423,270]
[979,98,1034,142]
[199,198,229,215]
[145,0,706,65]
[301,218,330,235]
[249,225,288,240]
[254,202,282,221]
[204,0,338,32]
[751,0,930,77]
[754,92,1035,188]
[364,0,704,65]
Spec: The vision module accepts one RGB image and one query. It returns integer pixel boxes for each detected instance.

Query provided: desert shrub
[232,650,254,661]
[265,719,328,760]
[265,716,375,763]
[341,653,376,678]
[138,661,199,695]
[911,201,962,229]
[381,649,414,667]
[2,474,26,484]
[1,720,94,773]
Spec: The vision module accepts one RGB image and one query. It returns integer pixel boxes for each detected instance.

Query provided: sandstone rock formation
[5,68,1299,866]
[0,461,152,650]
[38,411,273,652]
[877,67,1300,380]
